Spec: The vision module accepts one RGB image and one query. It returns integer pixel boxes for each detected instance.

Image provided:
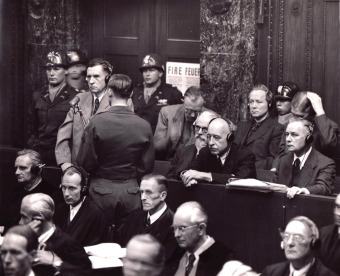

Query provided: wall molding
[305,0,313,90]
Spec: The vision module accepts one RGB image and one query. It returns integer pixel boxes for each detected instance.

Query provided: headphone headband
[63,165,89,191]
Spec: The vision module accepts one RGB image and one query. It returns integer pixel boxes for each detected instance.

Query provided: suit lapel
[81,93,93,122]
[222,144,238,174]
[240,121,252,145]
[49,86,72,108]
[245,117,272,145]
[96,91,111,115]
[282,153,294,185]
[172,105,186,149]
[297,149,317,188]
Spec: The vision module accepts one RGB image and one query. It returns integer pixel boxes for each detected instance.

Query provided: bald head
[175,201,208,225]
[207,118,231,156]
[194,111,220,149]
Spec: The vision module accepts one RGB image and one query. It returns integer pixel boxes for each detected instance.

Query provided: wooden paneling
[257,0,340,126]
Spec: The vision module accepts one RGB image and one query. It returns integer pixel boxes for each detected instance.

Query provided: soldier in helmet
[130,53,183,133]
[66,49,89,92]
[29,50,78,166]
[275,81,300,125]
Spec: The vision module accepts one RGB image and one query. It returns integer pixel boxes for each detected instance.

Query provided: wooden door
[257,0,339,126]
[90,0,200,86]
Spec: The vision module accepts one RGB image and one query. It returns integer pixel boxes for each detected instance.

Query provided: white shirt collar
[92,89,106,102]
[289,258,314,276]
[218,147,231,165]
[25,176,42,192]
[187,235,215,261]
[148,203,167,225]
[38,225,55,245]
[27,270,35,276]
[69,196,86,222]
[293,147,313,169]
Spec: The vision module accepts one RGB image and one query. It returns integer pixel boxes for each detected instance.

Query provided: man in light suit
[55,58,113,171]
[166,110,220,180]
[274,118,335,198]
[154,86,208,160]
[234,84,284,169]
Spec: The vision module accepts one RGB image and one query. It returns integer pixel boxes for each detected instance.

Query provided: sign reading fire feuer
[166,62,200,95]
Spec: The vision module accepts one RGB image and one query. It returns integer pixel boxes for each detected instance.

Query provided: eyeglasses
[194,125,208,134]
[170,224,198,234]
[185,108,201,116]
[280,232,306,243]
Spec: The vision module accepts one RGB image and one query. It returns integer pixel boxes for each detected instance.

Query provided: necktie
[146,217,151,227]
[289,159,301,187]
[93,98,100,115]
[185,254,196,276]
[217,157,223,170]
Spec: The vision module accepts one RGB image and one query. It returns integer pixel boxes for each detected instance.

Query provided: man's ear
[198,223,206,235]
[160,191,167,200]
[28,249,37,262]
[64,69,69,75]
[158,70,164,78]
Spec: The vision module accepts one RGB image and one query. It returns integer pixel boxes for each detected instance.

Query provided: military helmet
[44,50,69,68]
[275,81,300,101]
[139,53,164,72]
[67,49,88,66]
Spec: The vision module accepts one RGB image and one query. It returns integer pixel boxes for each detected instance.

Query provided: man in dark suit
[76,74,154,234]
[154,86,209,160]
[7,149,57,228]
[181,118,256,186]
[274,118,335,198]
[318,193,340,275]
[56,58,114,171]
[129,53,183,133]
[29,50,78,166]
[233,84,284,169]
[262,216,337,276]
[19,193,91,276]
[163,201,235,276]
[166,110,220,180]
[54,166,109,247]
[272,91,339,170]
[118,174,177,260]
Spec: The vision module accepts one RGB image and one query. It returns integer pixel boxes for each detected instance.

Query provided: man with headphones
[262,216,337,276]
[181,118,256,185]
[233,84,284,170]
[56,58,113,171]
[118,174,177,260]
[53,166,109,247]
[274,117,335,198]
[5,149,57,228]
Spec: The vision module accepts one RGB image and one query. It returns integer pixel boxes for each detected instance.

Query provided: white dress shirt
[38,226,55,249]
[147,202,167,225]
[289,258,314,276]
[69,197,86,222]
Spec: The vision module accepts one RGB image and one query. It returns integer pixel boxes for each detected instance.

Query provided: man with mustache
[166,110,219,180]
[29,50,78,166]
[154,86,209,160]
[181,118,256,186]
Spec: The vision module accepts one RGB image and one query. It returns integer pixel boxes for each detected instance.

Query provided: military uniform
[132,81,183,133]
[30,84,78,166]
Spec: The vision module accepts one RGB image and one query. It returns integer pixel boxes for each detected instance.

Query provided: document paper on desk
[227,178,287,192]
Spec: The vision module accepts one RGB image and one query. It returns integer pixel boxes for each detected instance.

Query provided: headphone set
[101,60,113,85]
[31,163,45,175]
[280,217,321,251]
[208,117,235,143]
[61,166,89,195]
[305,123,314,144]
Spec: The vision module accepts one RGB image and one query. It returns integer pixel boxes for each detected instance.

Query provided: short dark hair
[184,86,204,101]
[6,225,38,252]
[87,58,112,76]
[249,84,273,106]
[17,149,42,166]
[141,173,168,192]
[108,74,133,99]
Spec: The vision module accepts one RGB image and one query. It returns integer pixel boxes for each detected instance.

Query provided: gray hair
[17,149,43,166]
[22,193,55,222]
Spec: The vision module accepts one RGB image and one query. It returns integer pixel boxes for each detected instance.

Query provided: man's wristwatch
[53,260,63,272]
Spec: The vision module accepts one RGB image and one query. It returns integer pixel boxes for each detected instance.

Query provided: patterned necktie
[93,98,100,115]
[146,217,151,227]
[185,254,196,276]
